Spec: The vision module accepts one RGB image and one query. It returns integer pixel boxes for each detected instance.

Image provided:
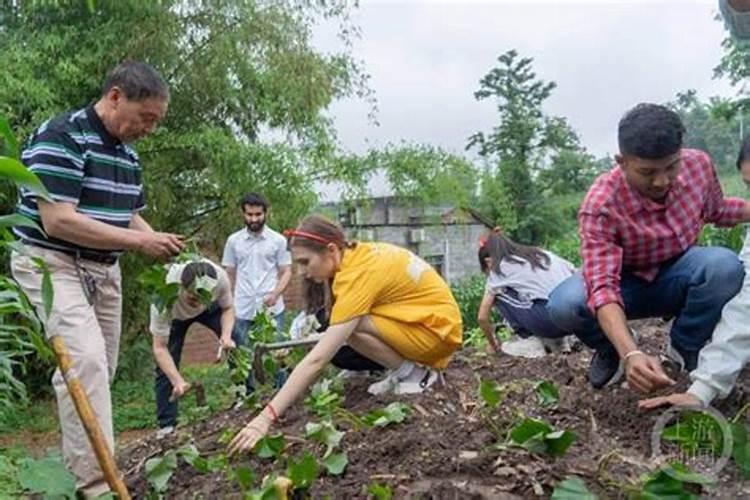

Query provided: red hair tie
[283,229,331,245]
[479,226,502,248]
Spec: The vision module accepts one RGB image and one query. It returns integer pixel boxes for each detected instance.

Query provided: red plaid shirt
[580,148,747,313]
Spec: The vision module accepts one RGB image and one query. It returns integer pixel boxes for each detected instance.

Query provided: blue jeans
[155,302,222,428]
[231,312,286,392]
[546,246,744,354]
[494,288,570,340]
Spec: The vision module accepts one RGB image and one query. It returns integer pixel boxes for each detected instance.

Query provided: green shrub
[451,275,486,331]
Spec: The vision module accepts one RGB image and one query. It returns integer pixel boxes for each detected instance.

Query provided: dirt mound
[119,320,750,498]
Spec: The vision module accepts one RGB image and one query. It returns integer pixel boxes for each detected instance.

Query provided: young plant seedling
[551,476,597,499]
[361,402,411,428]
[509,417,576,457]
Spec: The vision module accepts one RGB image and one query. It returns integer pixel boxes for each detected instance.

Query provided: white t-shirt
[221,226,291,320]
[485,251,575,307]
[149,259,232,337]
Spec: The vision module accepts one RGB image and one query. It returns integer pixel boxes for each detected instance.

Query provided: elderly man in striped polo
[11,61,184,497]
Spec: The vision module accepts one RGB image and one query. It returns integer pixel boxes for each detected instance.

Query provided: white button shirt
[222,226,292,320]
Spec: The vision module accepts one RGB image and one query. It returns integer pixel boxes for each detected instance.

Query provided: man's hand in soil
[638,392,703,410]
[625,352,676,393]
[263,292,279,308]
[228,412,272,456]
[137,231,185,259]
[169,379,192,402]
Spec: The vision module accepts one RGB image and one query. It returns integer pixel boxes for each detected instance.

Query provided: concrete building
[327,196,488,284]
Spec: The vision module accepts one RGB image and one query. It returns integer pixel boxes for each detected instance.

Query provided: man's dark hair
[737,135,750,170]
[102,61,169,101]
[618,103,685,159]
[240,192,269,213]
[181,262,217,289]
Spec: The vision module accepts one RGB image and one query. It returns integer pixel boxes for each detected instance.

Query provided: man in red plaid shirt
[547,103,750,393]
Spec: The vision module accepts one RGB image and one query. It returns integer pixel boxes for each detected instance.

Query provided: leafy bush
[451,274,486,331]
[699,224,744,253]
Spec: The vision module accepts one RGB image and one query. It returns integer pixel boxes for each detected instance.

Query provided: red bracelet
[265,404,278,422]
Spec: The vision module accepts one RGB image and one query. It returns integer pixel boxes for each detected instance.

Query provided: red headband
[283,229,332,245]
[479,226,502,248]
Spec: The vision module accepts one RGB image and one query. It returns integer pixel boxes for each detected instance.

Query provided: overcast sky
[315,0,736,167]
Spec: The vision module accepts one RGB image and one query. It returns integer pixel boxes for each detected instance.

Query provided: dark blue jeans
[494,289,570,340]
[155,302,222,429]
[546,246,744,355]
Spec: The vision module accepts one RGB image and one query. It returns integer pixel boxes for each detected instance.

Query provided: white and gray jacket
[689,225,750,405]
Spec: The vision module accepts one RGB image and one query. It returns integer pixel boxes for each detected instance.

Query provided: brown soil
[0,429,153,458]
[118,320,750,499]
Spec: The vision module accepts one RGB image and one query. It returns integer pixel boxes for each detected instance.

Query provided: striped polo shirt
[13,105,146,259]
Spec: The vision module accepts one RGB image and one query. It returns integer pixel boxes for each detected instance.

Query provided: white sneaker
[394,366,440,394]
[541,337,573,353]
[156,425,175,439]
[367,362,415,395]
[500,335,546,358]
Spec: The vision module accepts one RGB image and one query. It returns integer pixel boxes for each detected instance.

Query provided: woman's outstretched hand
[228,412,273,456]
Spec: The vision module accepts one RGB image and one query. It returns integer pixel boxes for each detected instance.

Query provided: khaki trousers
[11,245,121,497]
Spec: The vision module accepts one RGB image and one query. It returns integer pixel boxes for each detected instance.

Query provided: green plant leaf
[305,420,345,457]
[0,214,43,233]
[0,116,19,159]
[545,429,577,457]
[551,476,597,500]
[663,461,715,486]
[535,379,559,407]
[637,468,697,500]
[233,465,256,491]
[244,475,278,500]
[17,456,76,498]
[731,422,750,478]
[177,443,218,474]
[362,402,410,427]
[145,450,178,493]
[367,482,393,500]
[0,156,51,200]
[41,267,53,319]
[479,378,503,409]
[322,452,348,475]
[510,418,575,457]
[287,451,319,490]
[254,433,285,459]
[305,378,344,417]
[510,417,552,444]
[661,411,725,456]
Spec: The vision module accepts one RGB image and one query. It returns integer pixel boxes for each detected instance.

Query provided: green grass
[720,171,749,198]
[0,363,237,437]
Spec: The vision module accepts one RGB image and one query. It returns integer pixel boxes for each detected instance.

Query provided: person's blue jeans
[155,302,222,429]
[231,312,286,392]
[546,246,744,355]
[494,288,570,340]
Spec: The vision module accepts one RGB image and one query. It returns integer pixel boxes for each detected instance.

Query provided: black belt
[23,241,119,265]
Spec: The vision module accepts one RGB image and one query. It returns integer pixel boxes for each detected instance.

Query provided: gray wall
[332,198,486,285]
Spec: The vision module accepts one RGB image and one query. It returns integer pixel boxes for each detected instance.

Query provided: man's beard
[246,220,265,232]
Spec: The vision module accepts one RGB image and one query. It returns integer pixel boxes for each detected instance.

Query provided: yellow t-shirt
[330,242,462,341]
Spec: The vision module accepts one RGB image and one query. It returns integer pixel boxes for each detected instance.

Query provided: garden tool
[50,335,131,499]
[252,337,320,384]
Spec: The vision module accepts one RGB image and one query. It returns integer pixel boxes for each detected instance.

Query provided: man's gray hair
[102,61,169,101]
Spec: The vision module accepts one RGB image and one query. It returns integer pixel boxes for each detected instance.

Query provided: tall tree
[0,1,374,337]
[667,90,742,173]
[468,49,581,243]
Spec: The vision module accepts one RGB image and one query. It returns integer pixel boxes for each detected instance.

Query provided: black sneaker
[588,345,624,389]
[664,342,698,372]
